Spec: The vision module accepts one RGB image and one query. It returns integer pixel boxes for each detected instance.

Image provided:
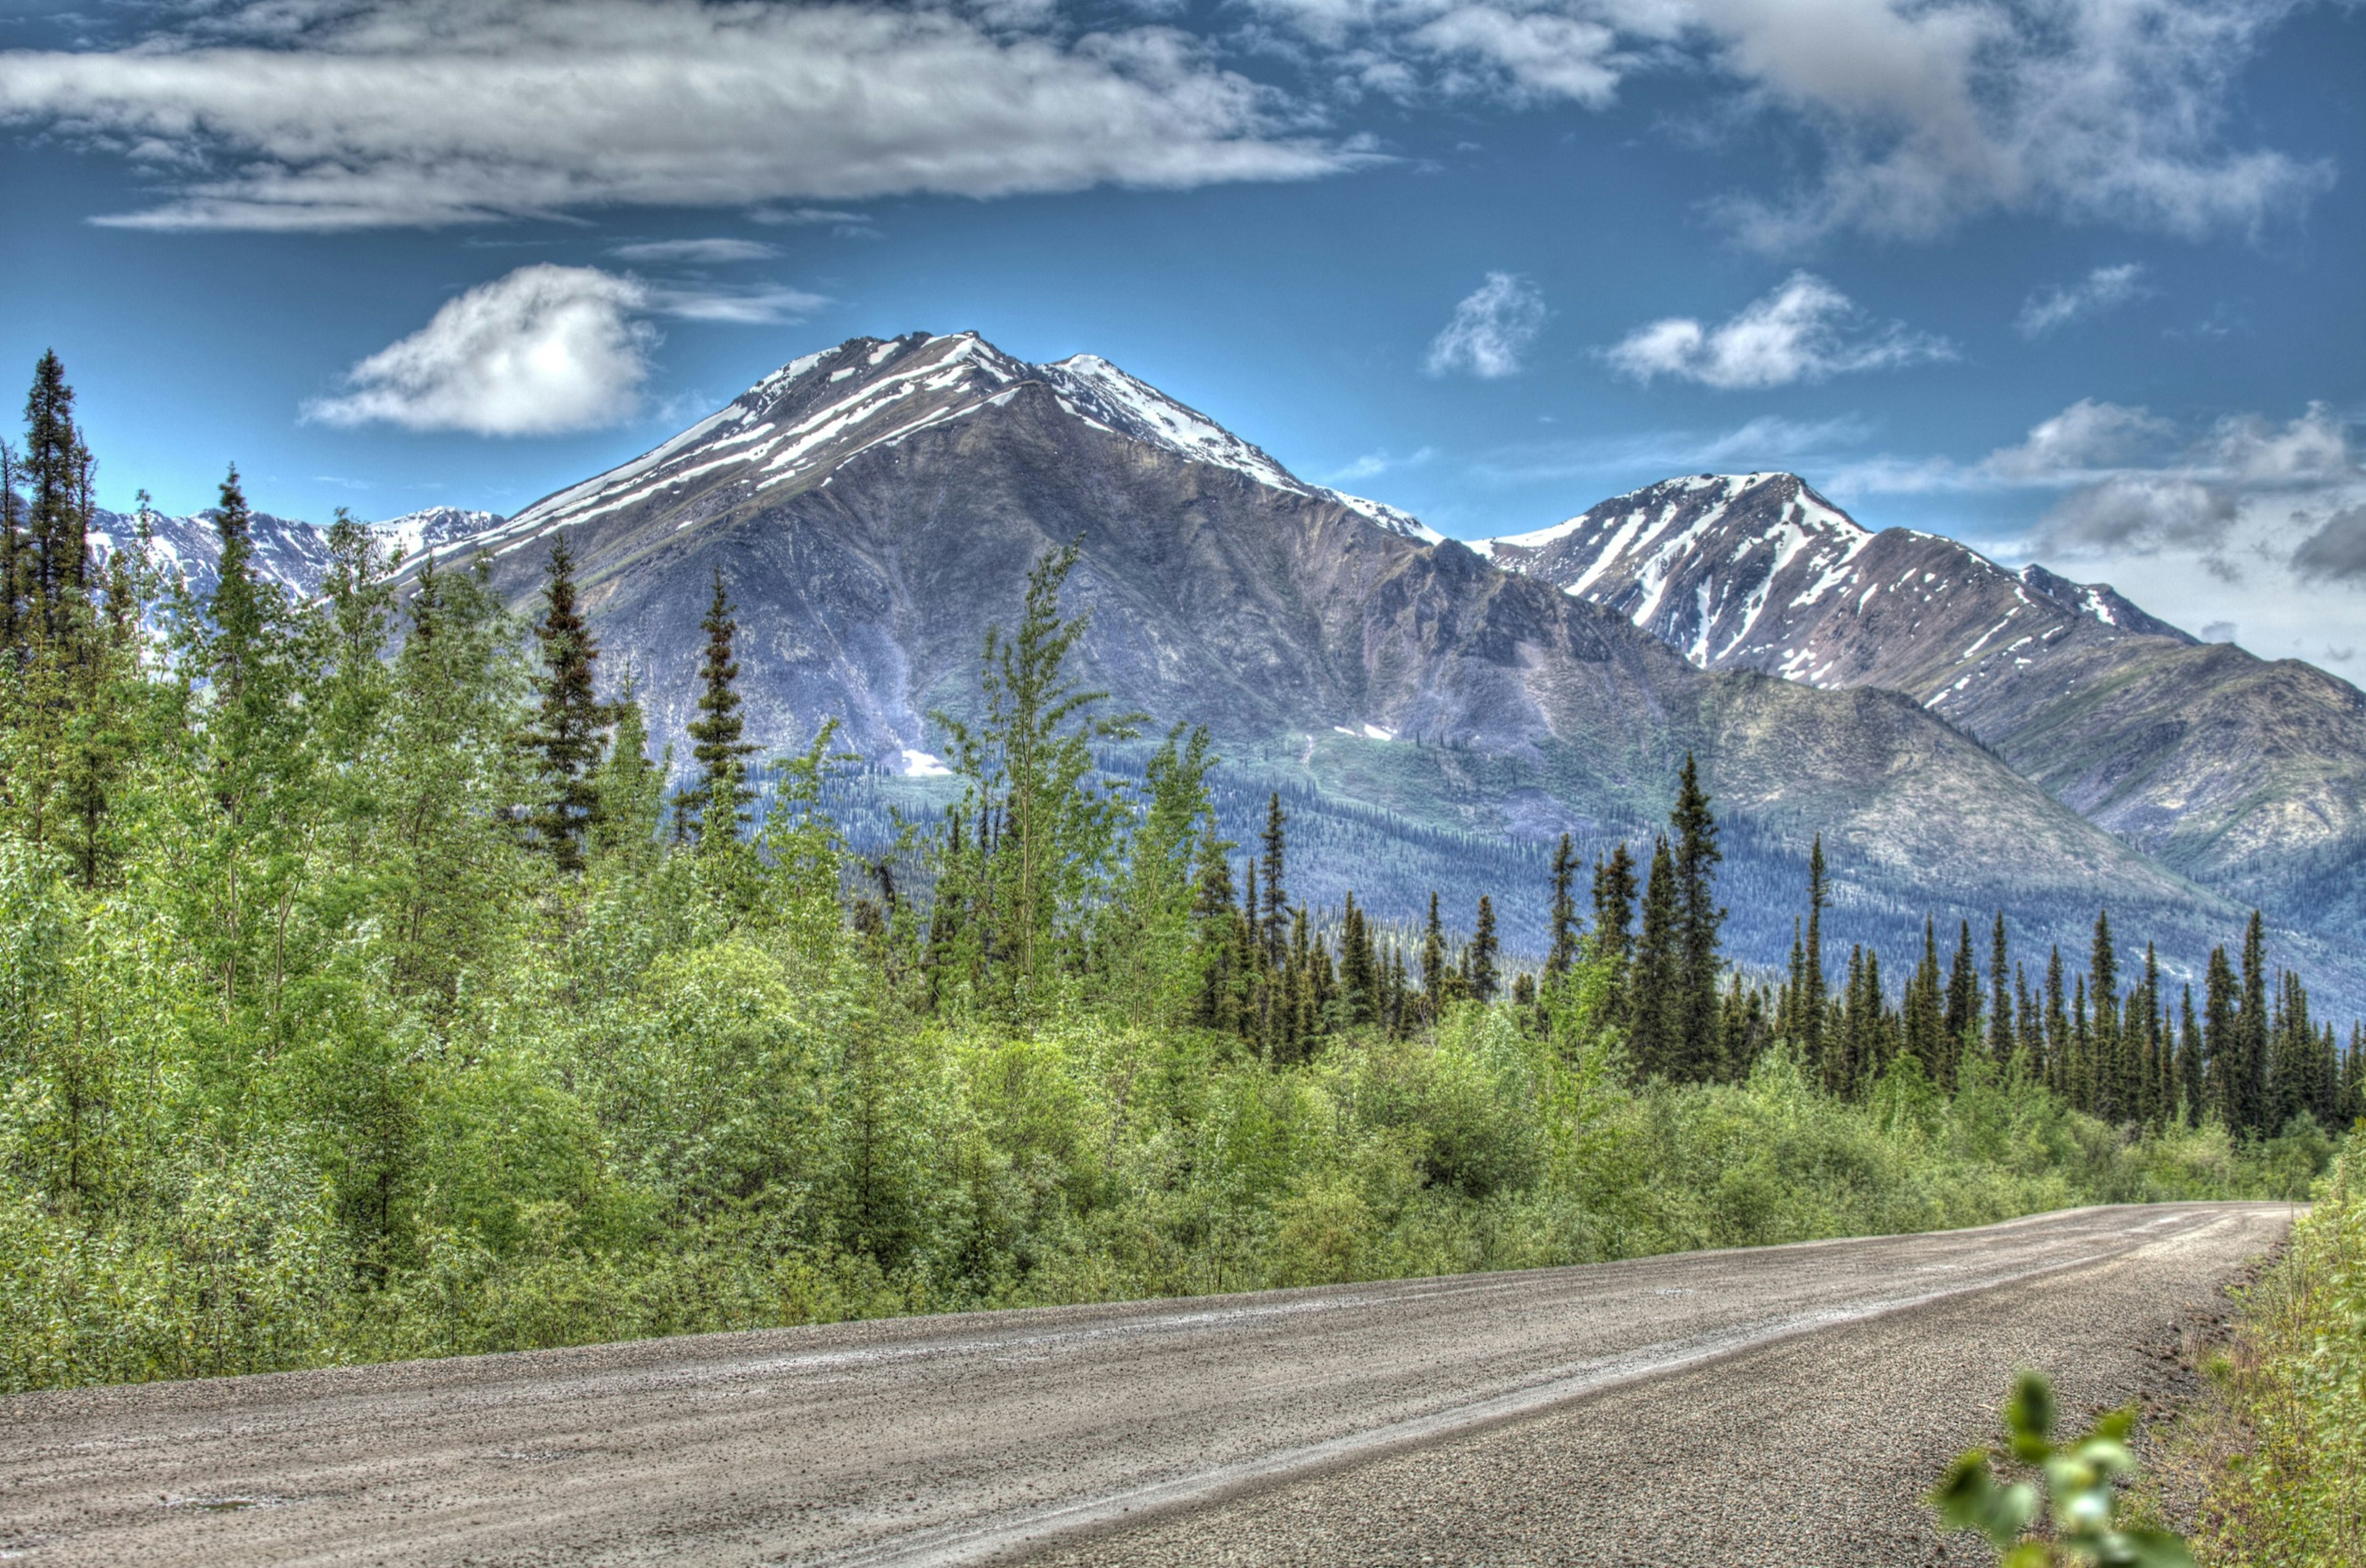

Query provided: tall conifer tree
[685,569,758,846]
[521,538,608,871]
[1668,754,1724,1079]
[1546,832,1578,977]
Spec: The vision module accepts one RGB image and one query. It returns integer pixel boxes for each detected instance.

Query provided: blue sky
[2,0,2361,665]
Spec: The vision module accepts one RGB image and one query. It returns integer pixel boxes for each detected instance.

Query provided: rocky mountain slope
[1478,473,2366,936]
[424,331,2272,983]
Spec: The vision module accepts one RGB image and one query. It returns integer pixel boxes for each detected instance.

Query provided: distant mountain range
[1474,473,2366,940]
[89,504,501,608]
[100,334,2364,1003]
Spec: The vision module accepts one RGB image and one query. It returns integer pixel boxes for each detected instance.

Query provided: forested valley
[2,355,2356,1392]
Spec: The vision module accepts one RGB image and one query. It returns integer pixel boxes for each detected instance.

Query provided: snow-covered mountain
[407,328,2283,986]
[89,505,503,603]
[1477,473,2366,932]
[457,332,1434,572]
[1473,472,2189,701]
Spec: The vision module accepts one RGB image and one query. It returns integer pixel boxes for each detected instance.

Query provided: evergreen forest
[2,355,2357,1392]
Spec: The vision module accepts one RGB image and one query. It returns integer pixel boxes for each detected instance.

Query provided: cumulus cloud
[2016,263,2147,338]
[1603,272,1951,390]
[1986,400,2364,576]
[608,238,779,264]
[0,0,1358,230]
[1238,0,2326,247]
[1982,398,2176,481]
[1426,272,1547,378]
[2291,507,2366,586]
[301,262,808,434]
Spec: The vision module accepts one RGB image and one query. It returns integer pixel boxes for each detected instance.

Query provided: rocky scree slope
[1478,473,2366,937]
[437,331,2248,976]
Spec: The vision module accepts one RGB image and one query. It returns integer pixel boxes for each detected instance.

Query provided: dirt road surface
[0,1203,2288,1566]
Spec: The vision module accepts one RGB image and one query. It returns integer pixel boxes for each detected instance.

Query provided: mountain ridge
[1474,472,2366,936]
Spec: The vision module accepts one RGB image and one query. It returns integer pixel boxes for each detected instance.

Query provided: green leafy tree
[932,543,1140,1006]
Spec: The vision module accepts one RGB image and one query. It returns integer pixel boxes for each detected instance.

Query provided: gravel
[0,1201,2290,1567]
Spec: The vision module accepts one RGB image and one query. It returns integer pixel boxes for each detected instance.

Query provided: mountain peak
[471,332,1439,558]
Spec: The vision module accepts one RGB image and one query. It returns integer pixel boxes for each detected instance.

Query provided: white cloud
[1327,445,1436,481]
[2015,263,2147,338]
[643,282,828,325]
[1238,0,2326,246]
[305,264,657,435]
[1603,272,1951,390]
[608,237,779,264]
[1426,272,1547,378]
[751,206,874,228]
[1981,398,2176,481]
[0,0,1360,230]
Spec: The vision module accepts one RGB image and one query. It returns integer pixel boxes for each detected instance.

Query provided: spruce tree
[2044,947,2068,1095]
[685,569,758,846]
[1944,919,1978,1058]
[1986,912,2013,1060]
[2177,985,2204,1127]
[1590,845,1638,1026]
[521,538,608,872]
[1259,792,1287,964]
[1340,893,1376,1027]
[1468,895,1499,1004]
[1630,836,1680,1078]
[1420,890,1445,1015]
[1800,834,1827,1061]
[2089,910,2121,1120]
[2237,912,2268,1135]
[2204,945,2240,1127]
[1546,832,1577,978]
[1668,754,1724,1079]
[22,351,92,646]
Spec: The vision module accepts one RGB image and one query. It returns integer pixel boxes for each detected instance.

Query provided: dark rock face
[1479,473,2366,935]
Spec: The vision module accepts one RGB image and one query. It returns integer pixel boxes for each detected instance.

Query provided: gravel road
[0,1202,2288,1567]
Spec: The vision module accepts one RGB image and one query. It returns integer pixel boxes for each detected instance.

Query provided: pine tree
[1546,832,1578,978]
[521,538,608,872]
[685,569,758,847]
[1468,895,1499,1004]
[1669,754,1725,1079]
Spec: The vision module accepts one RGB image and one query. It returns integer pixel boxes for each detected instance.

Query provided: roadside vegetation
[1,354,2354,1394]
[2137,1144,2364,1566]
